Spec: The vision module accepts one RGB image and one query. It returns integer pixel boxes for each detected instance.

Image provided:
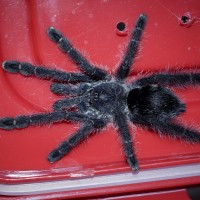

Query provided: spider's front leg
[52,96,87,111]
[50,82,91,96]
[48,118,107,163]
[0,111,66,130]
[2,60,90,83]
[0,111,89,130]
[47,27,110,81]
[51,83,91,111]
[114,113,139,172]
[0,110,107,163]
[115,14,147,81]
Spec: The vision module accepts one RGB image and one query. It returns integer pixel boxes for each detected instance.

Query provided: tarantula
[0,14,200,172]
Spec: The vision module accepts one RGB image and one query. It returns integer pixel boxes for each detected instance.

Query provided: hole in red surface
[116,22,126,31]
[181,15,189,24]
[116,21,128,36]
[180,12,195,28]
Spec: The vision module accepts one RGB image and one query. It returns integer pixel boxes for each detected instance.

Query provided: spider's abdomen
[90,82,126,115]
[127,85,185,120]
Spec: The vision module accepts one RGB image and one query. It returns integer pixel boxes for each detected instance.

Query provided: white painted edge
[0,163,200,196]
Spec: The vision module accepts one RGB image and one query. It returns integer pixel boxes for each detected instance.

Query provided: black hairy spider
[1,14,200,172]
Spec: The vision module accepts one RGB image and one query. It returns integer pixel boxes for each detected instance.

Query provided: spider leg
[0,109,107,163]
[51,82,91,96]
[0,111,89,130]
[115,14,147,81]
[114,113,139,172]
[47,27,110,80]
[151,120,200,143]
[134,72,200,87]
[130,115,200,143]
[48,118,107,163]
[53,96,86,110]
[51,83,79,96]
[2,60,90,83]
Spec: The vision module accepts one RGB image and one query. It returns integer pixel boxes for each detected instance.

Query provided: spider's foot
[50,83,61,94]
[139,13,147,20]
[47,27,63,43]
[52,100,65,111]
[0,116,29,130]
[2,60,20,73]
[48,149,63,163]
[48,143,71,163]
[0,117,15,130]
[127,157,140,173]
[50,83,68,95]
[137,14,147,30]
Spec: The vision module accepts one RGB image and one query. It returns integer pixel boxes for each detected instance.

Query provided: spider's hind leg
[130,115,200,143]
[152,120,200,143]
[135,72,200,87]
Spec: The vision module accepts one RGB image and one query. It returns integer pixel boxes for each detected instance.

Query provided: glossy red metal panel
[0,189,191,200]
[0,0,200,190]
[100,189,191,200]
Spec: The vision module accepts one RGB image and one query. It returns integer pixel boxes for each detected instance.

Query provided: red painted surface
[100,189,191,200]
[0,0,200,197]
[0,189,192,200]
